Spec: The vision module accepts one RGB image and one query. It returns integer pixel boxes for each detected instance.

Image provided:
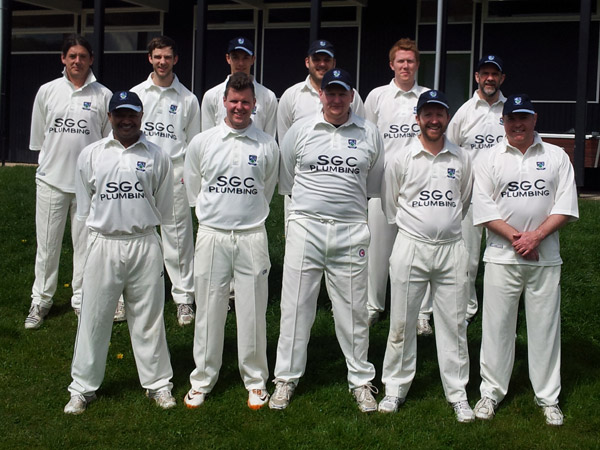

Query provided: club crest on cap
[320,41,327,47]
[238,38,244,44]
[333,70,341,78]
[430,91,438,98]
[119,92,127,100]
[514,97,522,105]
[488,55,495,60]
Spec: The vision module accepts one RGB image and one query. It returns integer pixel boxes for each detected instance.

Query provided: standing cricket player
[447,54,506,323]
[25,34,112,329]
[64,91,176,414]
[379,90,474,422]
[363,38,432,332]
[472,95,578,426]
[277,39,365,143]
[182,73,279,410]
[131,36,200,326]
[201,36,277,137]
[270,68,384,413]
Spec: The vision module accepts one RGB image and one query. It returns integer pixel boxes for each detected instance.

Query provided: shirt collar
[410,136,459,158]
[314,109,363,130]
[390,79,420,97]
[473,90,507,108]
[219,120,259,142]
[142,73,182,94]
[106,131,150,151]
[502,131,543,155]
[62,68,96,91]
[301,75,320,95]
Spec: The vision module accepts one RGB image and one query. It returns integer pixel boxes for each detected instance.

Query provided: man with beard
[277,39,365,143]
[379,90,474,422]
[447,55,506,323]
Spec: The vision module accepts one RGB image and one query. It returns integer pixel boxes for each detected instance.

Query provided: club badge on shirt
[348,139,357,149]
[169,105,178,115]
[83,102,91,111]
[136,161,147,172]
[248,155,257,166]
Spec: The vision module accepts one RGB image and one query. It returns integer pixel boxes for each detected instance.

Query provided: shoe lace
[545,405,562,418]
[453,400,471,412]
[274,382,292,400]
[179,304,193,315]
[356,384,379,402]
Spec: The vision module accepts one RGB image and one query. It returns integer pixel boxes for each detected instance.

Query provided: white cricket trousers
[69,230,173,396]
[382,231,470,402]
[367,198,432,319]
[32,180,87,309]
[161,158,195,305]
[189,225,270,392]
[274,218,376,389]
[479,263,562,406]
[460,205,483,319]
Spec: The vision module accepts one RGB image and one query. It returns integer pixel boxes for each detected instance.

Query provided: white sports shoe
[416,318,433,336]
[378,395,405,413]
[247,389,270,410]
[542,404,563,426]
[474,396,497,420]
[113,299,126,322]
[352,383,378,413]
[64,393,97,414]
[269,381,295,410]
[184,389,207,409]
[147,389,176,409]
[24,303,50,329]
[177,304,195,326]
[451,400,475,423]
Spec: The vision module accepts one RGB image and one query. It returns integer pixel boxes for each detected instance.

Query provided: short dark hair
[224,72,255,98]
[147,36,178,56]
[62,34,93,57]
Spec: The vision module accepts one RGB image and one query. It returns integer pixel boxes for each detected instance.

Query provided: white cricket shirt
[473,133,579,265]
[279,111,384,223]
[277,75,365,142]
[131,74,201,160]
[75,132,174,236]
[382,137,472,243]
[184,121,279,230]
[30,69,112,193]
[446,91,506,165]
[364,80,429,158]
[201,76,278,137]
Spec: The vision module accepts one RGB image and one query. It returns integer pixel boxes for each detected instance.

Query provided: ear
[305,56,310,69]
[173,54,179,66]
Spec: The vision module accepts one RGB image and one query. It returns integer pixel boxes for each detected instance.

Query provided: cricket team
[25,33,578,427]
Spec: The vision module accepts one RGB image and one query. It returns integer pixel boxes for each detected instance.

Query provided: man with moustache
[379,90,474,422]
[131,36,200,326]
[65,91,176,414]
[270,69,384,413]
[447,55,507,323]
[183,73,279,410]
[25,35,112,329]
[472,95,578,426]
[201,37,277,137]
[364,38,433,332]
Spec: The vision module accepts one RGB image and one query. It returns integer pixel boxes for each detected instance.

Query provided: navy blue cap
[477,54,504,72]
[109,91,142,113]
[416,90,450,112]
[308,40,335,58]
[321,68,353,91]
[227,37,254,56]
[503,94,536,115]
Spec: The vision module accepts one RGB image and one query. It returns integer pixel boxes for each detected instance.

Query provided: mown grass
[1,165,599,449]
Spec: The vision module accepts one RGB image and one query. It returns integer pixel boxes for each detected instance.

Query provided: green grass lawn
[1,165,599,449]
